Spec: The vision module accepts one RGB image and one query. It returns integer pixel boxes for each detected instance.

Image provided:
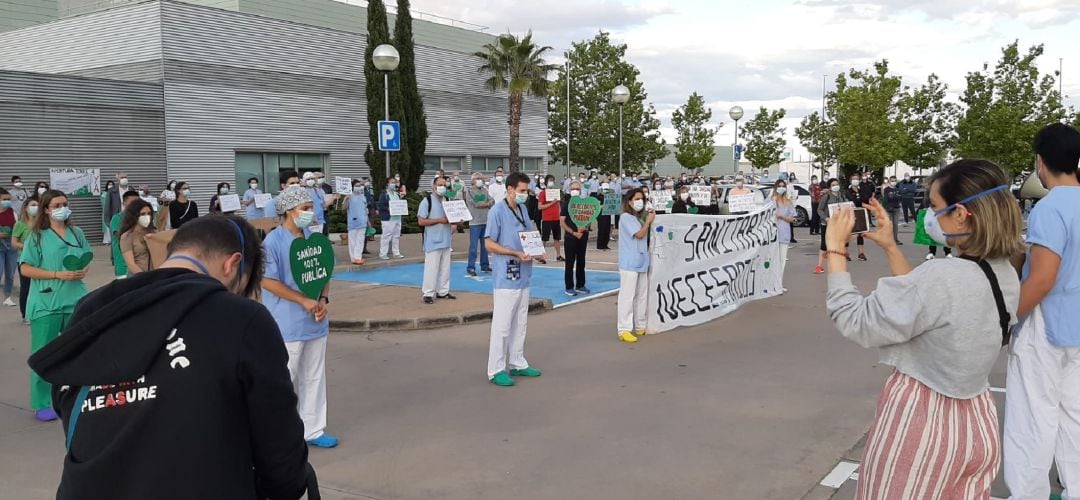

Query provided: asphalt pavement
[0,224,966,499]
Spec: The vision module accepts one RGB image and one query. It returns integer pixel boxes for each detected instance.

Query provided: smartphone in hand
[850,207,870,234]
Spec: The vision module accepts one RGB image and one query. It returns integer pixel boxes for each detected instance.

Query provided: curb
[330,298,552,333]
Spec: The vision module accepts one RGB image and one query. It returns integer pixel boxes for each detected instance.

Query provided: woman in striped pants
[824,160,1024,499]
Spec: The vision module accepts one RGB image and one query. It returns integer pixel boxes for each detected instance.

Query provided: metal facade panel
[0,0,58,32]
[0,70,167,240]
[421,88,547,158]
[0,1,163,80]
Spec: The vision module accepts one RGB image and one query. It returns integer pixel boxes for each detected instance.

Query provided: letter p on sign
[378,120,401,152]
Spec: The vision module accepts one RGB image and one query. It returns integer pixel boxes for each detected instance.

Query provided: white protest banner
[727,193,757,213]
[687,185,712,206]
[443,199,473,223]
[649,190,674,213]
[218,194,241,213]
[335,177,352,195]
[518,230,545,256]
[544,188,562,203]
[49,168,101,197]
[254,193,272,209]
[389,199,409,216]
[646,204,782,335]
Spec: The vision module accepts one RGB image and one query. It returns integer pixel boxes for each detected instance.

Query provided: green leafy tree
[739,107,787,172]
[548,32,667,175]
[829,60,906,173]
[474,31,557,172]
[364,0,410,191]
[671,92,718,171]
[955,42,1067,174]
[394,0,428,191]
[898,74,959,172]
[795,111,837,178]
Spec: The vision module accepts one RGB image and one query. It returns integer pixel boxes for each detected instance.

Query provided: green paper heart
[289,232,335,300]
[473,194,489,203]
[63,252,93,271]
[687,206,699,214]
[444,189,458,200]
[0,226,11,234]
[365,227,377,237]
[568,196,602,228]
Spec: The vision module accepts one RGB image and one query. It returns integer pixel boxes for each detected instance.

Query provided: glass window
[424,156,441,171]
[441,157,462,172]
[235,152,328,195]
[235,153,263,193]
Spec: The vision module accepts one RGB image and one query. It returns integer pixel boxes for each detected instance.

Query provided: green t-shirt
[12,220,31,244]
[19,227,90,321]
[110,213,127,276]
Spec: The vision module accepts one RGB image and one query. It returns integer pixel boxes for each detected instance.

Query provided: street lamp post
[612,85,631,178]
[372,44,400,179]
[728,105,744,175]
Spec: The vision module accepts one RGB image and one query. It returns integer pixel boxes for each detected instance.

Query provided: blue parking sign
[378,120,401,152]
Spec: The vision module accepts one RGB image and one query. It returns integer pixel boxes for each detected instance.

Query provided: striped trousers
[857,371,999,500]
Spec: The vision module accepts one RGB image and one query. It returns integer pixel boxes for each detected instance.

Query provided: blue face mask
[923,184,1009,245]
[0,200,10,209]
[515,193,529,205]
[51,206,72,222]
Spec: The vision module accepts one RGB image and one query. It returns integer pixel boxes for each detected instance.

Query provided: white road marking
[552,289,619,309]
[820,461,859,488]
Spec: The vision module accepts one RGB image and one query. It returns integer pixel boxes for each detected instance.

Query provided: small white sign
[335,177,352,195]
[443,199,473,223]
[728,193,757,213]
[218,194,242,213]
[687,185,712,206]
[518,230,545,257]
[141,196,160,212]
[544,188,562,203]
[389,199,409,216]
[650,190,674,213]
[254,193,272,209]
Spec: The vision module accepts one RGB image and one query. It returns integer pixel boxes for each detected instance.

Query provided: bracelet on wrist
[825,249,849,258]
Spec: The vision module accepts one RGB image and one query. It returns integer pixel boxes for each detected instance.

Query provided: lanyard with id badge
[507,205,528,281]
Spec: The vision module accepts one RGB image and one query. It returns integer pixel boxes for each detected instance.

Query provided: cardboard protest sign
[518,230,545,256]
[567,196,602,227]
[602,194,621,215]
[443,199,473,223]
[254,193,272,209]
[687,185,712,206]
[218,194,241,213]
[335,177,352,195]
[728,193,757,213]
[650,190,674,213]
[290,232,335,299]
[389,200,409,216]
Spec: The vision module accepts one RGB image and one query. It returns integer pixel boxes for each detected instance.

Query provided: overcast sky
[407,0,1080,159]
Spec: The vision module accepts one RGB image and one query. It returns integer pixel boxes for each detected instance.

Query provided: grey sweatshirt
[826,257,1019,399]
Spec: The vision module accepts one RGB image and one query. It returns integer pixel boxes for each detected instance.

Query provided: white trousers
[617,270,649,333]
[379,220,402,257]
[487,288,531,378]
[1005,306,1080,500]
[422,247,451,297]
[778,244,789,288]
[285,335,328,441]
[347,227,366,261]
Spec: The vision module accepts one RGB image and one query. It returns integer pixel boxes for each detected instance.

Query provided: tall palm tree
[475,31,556,172]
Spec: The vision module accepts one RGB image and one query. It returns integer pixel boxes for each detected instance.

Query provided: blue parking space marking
[334,261,621,306]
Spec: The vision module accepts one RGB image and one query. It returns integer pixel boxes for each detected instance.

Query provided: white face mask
[435,186,446,196]
[305,179,316,187]
[851,179,861,187]
[679,192,690,201]
[119,178,129,186]
[548,181,556,187]
[13,182,22,188]
[38,187,47,195]
[250,183,258,189]
[631,199,645,211]
[27,205,39,217]
[570,189,581,197]
[138,214,152,228]
[474,180,484,187]
[495,175,504,183]
[776,187,787,195]
[294,210,315,228]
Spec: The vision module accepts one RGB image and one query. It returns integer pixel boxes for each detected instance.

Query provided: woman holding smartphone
[814,178,847,274]
[825,159,1022,499]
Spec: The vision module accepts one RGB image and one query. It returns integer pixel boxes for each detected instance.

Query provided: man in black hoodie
[28,216,316,500]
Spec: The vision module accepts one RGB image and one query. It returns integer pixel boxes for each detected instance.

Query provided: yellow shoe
[618,331,638,343]
[634,329,647,336]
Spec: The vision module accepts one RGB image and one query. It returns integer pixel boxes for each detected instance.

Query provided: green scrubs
[19,227,90,410]
[110,212,126,277]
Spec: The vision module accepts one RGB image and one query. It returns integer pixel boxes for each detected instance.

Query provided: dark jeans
[467,224,490,271]
[19,274,29,319]
[810,205,821,234]
[596,215,612,249]
[564,232,588,290]
[901,198,916,222]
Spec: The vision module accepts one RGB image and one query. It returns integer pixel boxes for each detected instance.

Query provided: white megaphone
[1019,172,1048,200]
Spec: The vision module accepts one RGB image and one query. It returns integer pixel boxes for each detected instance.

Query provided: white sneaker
[2,297,15,307]
[925,254,934,261]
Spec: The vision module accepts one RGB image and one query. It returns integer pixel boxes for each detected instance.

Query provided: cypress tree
[394,0,427,193]
[364,0,410,192]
